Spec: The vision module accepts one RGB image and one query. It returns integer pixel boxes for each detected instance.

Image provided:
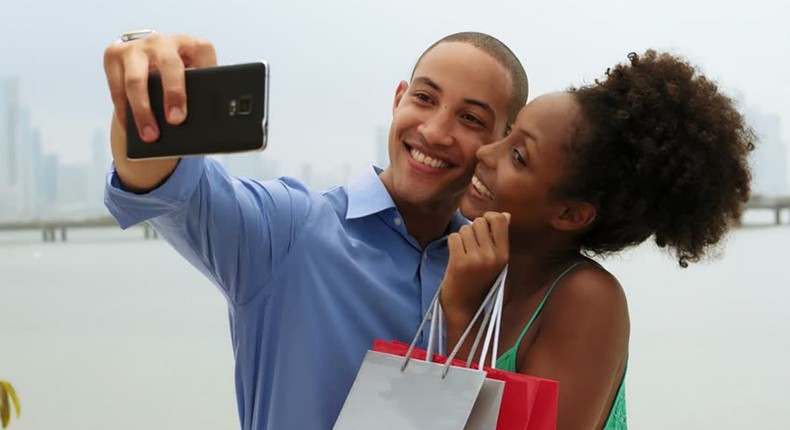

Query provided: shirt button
[394,217,402,226]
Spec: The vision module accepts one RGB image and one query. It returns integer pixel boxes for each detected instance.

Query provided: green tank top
[494,261,628,430]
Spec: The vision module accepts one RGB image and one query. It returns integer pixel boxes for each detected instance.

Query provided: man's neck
[378,167,461,249]
[398,200,458,249]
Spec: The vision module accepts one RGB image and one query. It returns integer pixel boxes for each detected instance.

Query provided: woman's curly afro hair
[561,50,755,267]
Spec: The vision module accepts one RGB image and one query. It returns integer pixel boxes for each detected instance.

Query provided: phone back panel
[126,62,268,160]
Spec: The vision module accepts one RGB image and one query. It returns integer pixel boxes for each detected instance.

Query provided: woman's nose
[476,138,505,169]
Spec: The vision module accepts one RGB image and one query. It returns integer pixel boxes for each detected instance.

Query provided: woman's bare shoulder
[542,261,630,336]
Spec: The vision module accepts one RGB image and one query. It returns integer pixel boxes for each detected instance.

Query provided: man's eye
[461,113,484,127]
[414,93,432,103]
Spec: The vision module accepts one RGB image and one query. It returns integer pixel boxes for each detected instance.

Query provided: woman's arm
[441,212,510,362]
[520,266,630,430]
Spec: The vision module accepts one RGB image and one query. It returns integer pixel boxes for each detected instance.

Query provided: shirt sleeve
[104,156,312,305]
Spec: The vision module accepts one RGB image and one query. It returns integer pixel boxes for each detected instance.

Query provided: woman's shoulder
[542,260,630,335]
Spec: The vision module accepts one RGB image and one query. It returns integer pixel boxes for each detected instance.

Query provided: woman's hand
[440,211,510,320]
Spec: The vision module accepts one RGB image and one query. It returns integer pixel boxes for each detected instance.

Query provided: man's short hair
[413,32,529,123]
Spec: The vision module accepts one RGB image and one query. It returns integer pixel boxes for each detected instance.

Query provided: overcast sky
[1,0,787,178]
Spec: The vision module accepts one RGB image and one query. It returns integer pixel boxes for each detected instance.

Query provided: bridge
[745,195,790,226]
[1,195,789,242]
[0,216,158,242]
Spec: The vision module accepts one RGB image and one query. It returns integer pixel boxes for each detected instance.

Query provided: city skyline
[2,0,789,172]
[2,70,789,222]
[0,75,365,221]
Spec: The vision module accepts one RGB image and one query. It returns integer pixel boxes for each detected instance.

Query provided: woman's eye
[511,147,526,165]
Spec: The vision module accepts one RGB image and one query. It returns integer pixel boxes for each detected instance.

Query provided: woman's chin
[459,196,491,220]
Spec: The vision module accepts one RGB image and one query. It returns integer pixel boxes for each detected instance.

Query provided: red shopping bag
[373,340,558,430]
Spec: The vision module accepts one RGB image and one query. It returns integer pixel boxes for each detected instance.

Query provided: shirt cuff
[104,156,206,228]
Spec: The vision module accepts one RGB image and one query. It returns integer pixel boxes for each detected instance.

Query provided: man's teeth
[410,147,450,169]
[472,175,494,200]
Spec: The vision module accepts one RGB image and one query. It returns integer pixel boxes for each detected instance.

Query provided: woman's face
[460,92,583,234]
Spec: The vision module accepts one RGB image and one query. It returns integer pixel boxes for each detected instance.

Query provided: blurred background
[1,0,788,428]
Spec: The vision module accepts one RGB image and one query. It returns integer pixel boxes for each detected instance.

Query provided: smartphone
[126,61,269,160]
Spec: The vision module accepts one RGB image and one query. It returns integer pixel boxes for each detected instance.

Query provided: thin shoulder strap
[511,260,589,349]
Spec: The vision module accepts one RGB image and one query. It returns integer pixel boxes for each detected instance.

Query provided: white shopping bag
[334,350,488,429]
[465,376,505,430]
[334,267,510,430]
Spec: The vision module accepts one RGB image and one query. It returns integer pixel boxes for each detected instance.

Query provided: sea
[1,211,789,429]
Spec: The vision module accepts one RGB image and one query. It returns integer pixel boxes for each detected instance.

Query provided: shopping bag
[335,267,559,429]
[333,349,488,430]
[484,363,558,429]
[371,339,504,430]
[369,263,558,430]
[374,340,558,430]
[335,269,509,430]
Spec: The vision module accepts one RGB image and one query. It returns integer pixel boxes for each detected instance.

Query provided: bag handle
[479,267,506,369]
[425,295,441,361]
[462,276,499,370]
[442,266,507,378]
[430,266,507,371]
[401,266,509,378]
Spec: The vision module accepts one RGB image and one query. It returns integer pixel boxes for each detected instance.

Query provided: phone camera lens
[238,96,252,115]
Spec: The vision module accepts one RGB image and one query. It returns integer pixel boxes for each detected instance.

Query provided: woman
[440,50,753,429]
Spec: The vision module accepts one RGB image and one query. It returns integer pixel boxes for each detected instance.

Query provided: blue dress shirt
[104,156,467,430]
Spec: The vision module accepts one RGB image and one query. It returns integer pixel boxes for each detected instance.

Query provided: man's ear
[550,201,597,233]
[393,80,409,113]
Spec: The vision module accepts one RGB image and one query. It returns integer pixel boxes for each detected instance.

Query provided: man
[103,31,527,429]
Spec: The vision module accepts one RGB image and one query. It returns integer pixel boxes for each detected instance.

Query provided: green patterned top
[494,262,627,430]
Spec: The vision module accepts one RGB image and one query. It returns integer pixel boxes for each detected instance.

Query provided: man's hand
[441,212,510,319]
[103,34,217,192]
[103,34,217,142]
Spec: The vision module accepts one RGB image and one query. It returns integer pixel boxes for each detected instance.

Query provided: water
[1,215,789,430]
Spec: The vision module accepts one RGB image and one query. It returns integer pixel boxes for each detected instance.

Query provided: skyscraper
[13,106,36,217]
[3,78,19,187]
[221,152,265,180]
[0,77,44,219]
[88,129,110,214]
[375,125,388,169]
[36,152,59,216]
[748,108,788,196]
[0,81,9,219]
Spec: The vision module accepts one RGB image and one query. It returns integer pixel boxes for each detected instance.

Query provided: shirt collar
[346,165,470,235]
[449,209,471,233]
[346,165,397,220]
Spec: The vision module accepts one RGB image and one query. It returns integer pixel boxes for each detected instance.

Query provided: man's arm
[102,33,311,305]
[104,155,312,306]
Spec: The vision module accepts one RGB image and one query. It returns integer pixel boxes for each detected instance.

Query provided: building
[747,109,788,196]
[0,78,38,219]
[375,125,388,169]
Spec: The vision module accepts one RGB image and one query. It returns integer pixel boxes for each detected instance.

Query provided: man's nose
[417,109,455,147]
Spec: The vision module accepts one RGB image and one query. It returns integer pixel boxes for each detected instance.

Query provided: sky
[1,0,788,179]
